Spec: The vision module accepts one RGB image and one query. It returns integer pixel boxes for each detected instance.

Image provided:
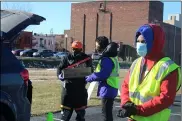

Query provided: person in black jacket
[57,40,92,121]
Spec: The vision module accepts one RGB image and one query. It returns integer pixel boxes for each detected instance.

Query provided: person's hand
[85,76,90,82]
[122,102,137,116]
[117,105,137,118]
[58,73,64,81]
[117,108,130,118]
[84,76,88,84]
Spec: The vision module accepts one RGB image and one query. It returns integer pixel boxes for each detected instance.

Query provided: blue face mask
[136,43,147,57]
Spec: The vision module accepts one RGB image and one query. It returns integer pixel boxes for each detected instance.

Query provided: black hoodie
[101,42,119,58]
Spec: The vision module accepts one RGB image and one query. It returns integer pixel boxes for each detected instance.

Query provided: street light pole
[66,38,67,50]
[65,34,68,51]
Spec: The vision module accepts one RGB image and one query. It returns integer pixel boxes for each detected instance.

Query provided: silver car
[1,9,45,121]
[53,52,68,58]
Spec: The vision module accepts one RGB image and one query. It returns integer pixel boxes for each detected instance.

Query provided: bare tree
[1,2,32,12]
[2,2,33,30]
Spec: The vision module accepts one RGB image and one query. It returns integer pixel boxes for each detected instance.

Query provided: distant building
[164,14,181,28]
[64,30,73,51]
[55,34,65,51]
[14,31,32,49]
[32,33,56,51]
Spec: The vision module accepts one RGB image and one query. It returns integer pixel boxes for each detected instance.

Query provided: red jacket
[120,24,178,120]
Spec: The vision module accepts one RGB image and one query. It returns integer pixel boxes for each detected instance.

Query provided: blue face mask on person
[136,43,147,57]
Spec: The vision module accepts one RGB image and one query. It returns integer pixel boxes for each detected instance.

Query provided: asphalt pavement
[31,95,181,121]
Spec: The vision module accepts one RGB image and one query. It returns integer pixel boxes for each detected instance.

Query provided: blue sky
[1,2,181,34]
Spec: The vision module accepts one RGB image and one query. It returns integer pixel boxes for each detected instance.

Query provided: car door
[48,50,53,57]
[29,49,38,57]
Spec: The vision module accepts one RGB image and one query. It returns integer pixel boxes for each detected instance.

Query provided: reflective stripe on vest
[155,59,174,80]
[95,57,120,88]
[128,57,181,121]
[129,92,153,104]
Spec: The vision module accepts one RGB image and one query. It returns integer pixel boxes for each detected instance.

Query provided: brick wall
[14,31,32,49]
[55,34,64,51]
[70,1,164,53]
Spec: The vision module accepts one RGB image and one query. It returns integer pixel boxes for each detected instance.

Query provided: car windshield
[37,50,49,52]
[57,52,64,54]
[43,50,52,52]
[37,50,43,52]
[23,49,31,52]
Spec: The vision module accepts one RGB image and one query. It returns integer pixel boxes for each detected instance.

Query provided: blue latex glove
[85,76,90,83]
[58,73,64,81]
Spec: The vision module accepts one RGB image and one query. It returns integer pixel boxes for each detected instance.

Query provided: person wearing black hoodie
[57,40,92,121]
[86,36,120,121]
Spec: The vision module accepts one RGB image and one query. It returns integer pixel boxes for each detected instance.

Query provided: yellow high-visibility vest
[129,57,181,121]
[95,57,120,89]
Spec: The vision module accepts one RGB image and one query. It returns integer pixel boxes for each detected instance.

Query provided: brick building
[55,34,64,51]
[70,1,163,53]
[69,1,181,64]
[14,31,32,49]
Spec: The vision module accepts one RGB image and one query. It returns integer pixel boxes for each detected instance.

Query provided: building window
[99,3,106,12]
[25,36,31,44]
[100,3,104,8]
[44,40,46,45]
[40,38,43,44]
[40,38,44,47]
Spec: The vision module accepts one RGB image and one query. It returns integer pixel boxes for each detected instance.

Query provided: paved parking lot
[31,95,181,121]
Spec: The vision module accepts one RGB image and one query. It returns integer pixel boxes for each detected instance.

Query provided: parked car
[1,9,45,121]
[91,52,101,60]
[33,49,54,58]
[11,49,24,56]
[20,49,38,57]
[53,52,68,58]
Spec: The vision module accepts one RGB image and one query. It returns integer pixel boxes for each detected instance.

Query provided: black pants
[60,108,86,121]
[101,98,114,121]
